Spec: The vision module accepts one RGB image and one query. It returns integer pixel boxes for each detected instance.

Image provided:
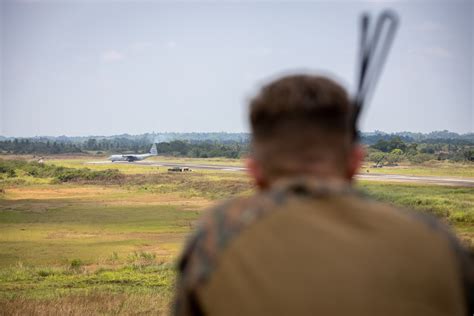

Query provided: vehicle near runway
[108,144,158,162]
[168,166,192,172]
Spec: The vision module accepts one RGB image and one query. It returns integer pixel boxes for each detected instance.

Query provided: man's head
[247,74,364,188]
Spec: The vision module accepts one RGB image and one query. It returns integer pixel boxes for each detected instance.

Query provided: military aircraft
[108,144,158,162]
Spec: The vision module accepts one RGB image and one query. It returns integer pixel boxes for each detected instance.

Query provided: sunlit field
[4,153,474,178]
[363,161,474,178]
[1,155,473,314]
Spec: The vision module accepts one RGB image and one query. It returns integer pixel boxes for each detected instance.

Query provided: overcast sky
[0,0,472,137]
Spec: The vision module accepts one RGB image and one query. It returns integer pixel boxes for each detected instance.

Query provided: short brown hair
[249,74,353,178]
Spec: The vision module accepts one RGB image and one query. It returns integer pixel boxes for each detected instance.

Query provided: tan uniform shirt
[174,177,473,316]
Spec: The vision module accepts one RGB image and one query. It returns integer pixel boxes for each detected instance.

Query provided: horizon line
[1,129,473,139]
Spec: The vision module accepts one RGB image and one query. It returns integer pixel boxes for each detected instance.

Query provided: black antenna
[352,10,399,139]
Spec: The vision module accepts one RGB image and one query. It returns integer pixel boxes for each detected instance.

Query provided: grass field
[1,155,473,315]
[6,153,473,178]
[363,160,474,178]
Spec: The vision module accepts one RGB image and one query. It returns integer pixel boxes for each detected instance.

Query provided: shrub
[70,259,83,270]
[408,153,434,164]
[0,159,123,183]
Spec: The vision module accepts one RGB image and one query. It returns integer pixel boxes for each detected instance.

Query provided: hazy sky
[0,0,473,137]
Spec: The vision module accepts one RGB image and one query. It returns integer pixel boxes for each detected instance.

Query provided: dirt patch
[3,185,215,211]
[0,199,74,213]
[103,194,213,209]
[46,231,101,240]
[124,232,188,242]
[4,186,119,200]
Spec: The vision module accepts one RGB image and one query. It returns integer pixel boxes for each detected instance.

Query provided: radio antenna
[352,10,399,139]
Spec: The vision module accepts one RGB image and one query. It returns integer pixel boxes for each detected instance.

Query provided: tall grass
[358,181,474,223]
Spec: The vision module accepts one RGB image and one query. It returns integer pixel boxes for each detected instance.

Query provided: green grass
[0,197,201,267]
[4,154,474,178]
[357,181,474,223]
[0,263,175,314]
[146,156,244,167]
[43,155,244,175]
[46,158,165,175]
[0,181,200,313]
[0,262,175,300]
[363,160,474,178]
[1,155,473,314]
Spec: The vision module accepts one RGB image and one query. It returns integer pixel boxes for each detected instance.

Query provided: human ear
[346,144,365,180]
[245,157,268,189]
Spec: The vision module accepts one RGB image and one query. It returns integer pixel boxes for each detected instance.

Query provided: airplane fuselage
[108,153,153,162]
[108,144,158,162]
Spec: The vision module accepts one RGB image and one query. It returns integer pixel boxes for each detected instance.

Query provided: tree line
[1,134,473,162]
[0,139,248,159]
[366,137,474,165]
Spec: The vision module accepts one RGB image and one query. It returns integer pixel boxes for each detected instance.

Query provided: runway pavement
[87,160,246,171]
[356,173,474,187]
[86,160,474,187]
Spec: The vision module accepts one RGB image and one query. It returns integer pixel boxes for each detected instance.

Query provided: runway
[87,160,246,171]
[86,160,474,187]
[356,173,474,187]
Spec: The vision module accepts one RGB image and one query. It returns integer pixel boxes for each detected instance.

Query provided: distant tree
[408,153,434,164]
[405,143,418,156]
[86,138,98,150]
[463,149,474,162]
[368,152,386,165]
[386,150,403,164]
[371,137,407,153]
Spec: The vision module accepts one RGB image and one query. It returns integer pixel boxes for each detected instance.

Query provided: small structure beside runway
[168,166,192,172]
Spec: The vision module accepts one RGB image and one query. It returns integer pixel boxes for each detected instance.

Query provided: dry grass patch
[3,186,119,200]
[0,293,167,316]
[1,185,214,210]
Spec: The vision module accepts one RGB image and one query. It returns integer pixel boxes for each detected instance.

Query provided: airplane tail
[150,143,158,156]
